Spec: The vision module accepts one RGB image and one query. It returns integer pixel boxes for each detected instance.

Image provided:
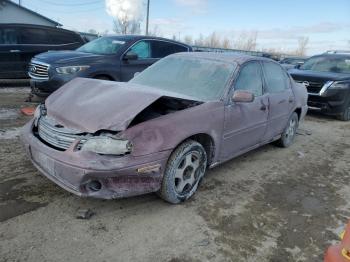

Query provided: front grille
[28,61,49,80]
[38,116,87,150]
[296,80,324,94]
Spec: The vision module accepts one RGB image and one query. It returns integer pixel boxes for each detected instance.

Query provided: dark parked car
[21,53,308,203]
[289,52,350,120]
[0,24,85,80]
[29,35,192,97]
[280,56,306,70]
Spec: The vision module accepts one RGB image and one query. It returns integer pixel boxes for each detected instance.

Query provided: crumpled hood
[45,78,200,133]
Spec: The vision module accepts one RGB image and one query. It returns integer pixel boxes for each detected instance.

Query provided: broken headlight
[33,104,44,127]
[81,136,132,155]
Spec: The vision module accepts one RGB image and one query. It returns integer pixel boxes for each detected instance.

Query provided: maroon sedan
[21,53,308,204]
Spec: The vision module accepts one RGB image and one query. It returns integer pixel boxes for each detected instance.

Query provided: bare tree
[233,31,258,51]
[296,36,309,56]
[107,0,144,35]
[183,35,193,45]
[222,37,232,49]
[148,25,161,37]
[205,32,220,48]
[113,17,141,35]
[194,34,205,46]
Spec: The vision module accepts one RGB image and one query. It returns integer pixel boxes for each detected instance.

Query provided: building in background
[0,0,61,27]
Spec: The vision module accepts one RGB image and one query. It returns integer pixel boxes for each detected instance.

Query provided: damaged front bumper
[21,119,171,199]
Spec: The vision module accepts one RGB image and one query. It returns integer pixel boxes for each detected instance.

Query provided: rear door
[261,61,295,140]
[221,61,269,159]
[0,26,21,79]
[17,27,51,78]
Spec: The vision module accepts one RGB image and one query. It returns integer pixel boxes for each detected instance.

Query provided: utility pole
[19,0,21,6]
[145,0,150,35]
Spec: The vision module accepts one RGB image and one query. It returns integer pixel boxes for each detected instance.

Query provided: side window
[234,62,263,96]
[0,28,18,44]
[130,40,151,59]
[50,31,79,44]
[151,41,188,58]
[263,62,289,93]
[20,28,50,44]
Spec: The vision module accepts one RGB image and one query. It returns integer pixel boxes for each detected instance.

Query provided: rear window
[0,28,18,44]
[151,41,188,58]
[19,28,50,44]
[50,30,81,44]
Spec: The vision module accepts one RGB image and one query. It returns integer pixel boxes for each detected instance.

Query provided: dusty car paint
[21,53,308,199]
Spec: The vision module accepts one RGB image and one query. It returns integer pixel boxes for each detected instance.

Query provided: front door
[120,40,158,81]
[261,61,295,140]
[221,61,269,159]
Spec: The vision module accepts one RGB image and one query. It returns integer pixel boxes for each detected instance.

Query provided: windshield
[130,56,236,101]
[77,37,126,55]
[300,56,350,74]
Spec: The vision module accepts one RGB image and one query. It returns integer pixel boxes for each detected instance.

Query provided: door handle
[10,50,20,53]
[260,103,267,111]
[288,97,294,103]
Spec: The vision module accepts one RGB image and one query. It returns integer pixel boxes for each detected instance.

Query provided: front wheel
[275,112,299,148]
[159,140,207,204]
[337,103,350,121]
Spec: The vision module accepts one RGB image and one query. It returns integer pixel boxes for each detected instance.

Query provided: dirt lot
[0,87,349,262]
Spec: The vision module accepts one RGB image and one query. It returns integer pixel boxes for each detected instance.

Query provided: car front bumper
[21,120,171,199]
[30,74,74,97]
[308,89,350,115]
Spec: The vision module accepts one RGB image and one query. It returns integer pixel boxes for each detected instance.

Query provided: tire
[275,112,299,148]
[94,75,111,81]
[159,140,207,204]
[337,103,350,121]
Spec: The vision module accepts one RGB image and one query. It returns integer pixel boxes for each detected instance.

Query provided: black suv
[289,52,350,121]
[29,35,192,97]
[0,24,85,80]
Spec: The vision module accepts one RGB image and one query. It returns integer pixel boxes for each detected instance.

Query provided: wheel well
[93,74,114,81]
[295,108,302,120]
[188,133,215,166]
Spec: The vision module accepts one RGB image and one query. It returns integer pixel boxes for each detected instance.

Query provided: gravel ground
[0,87,349,262]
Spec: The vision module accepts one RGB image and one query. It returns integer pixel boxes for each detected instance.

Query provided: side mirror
[123,51,138,61]
[232,90,255,103]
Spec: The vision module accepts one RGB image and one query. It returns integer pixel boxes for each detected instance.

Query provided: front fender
[122,101,225,162]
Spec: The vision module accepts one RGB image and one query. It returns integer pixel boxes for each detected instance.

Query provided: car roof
[310,53,350,59]
[102,35,190,47]
[0,23,79,34]
[172,52,274,65]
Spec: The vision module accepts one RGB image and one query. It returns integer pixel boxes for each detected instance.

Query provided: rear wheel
[159,140,207,204]
[337,103,350,121]
[275,112,299,148]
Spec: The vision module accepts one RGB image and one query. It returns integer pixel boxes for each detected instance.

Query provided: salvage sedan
[21,53,308,204]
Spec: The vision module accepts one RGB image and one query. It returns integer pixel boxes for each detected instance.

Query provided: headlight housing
[81,136,132,155]
[33,105,41,127]
[56,65,90,74]
[328,81,350,90]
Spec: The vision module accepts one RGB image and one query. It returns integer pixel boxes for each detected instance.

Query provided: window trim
[121,38,190,61]
[261,61,291,94]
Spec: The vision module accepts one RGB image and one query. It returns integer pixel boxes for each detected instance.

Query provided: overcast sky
[16,0,350,55]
